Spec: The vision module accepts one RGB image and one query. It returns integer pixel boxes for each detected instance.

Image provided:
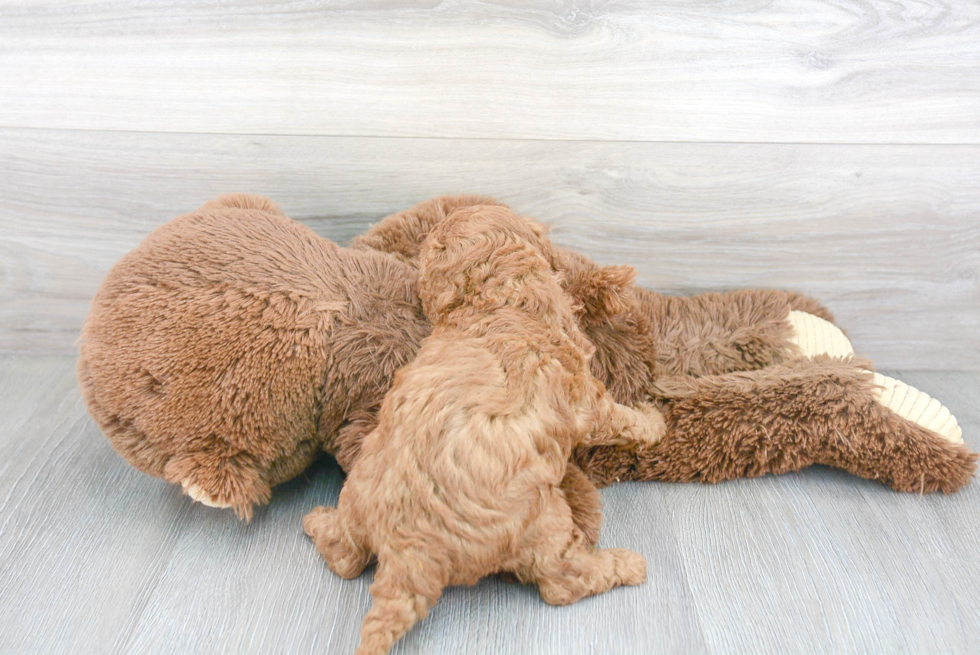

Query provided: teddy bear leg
[573,357,977,493]
[786,310,964,445]
[816,380,976,494]
[163,441,272,521]
[331,413,381,473]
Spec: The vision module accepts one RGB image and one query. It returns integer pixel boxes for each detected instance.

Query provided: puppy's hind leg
[560,463,603,548]
[519,487,646,606]
[303,506,371,579]
[356,551,445,655]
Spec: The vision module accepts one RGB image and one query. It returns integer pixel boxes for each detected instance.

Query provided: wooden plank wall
[1,1,978,368]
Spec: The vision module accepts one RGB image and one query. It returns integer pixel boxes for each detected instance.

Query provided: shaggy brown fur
[78,194,430,519]
[356,195,977,494]
[577,356,977,493]
[303,206,661,655]
[78,194,977,524]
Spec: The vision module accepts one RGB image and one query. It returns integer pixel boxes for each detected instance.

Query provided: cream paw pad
[182,479,233,509]
[872,373,963,444]
[787,310,855,359]
[787,310,963,445]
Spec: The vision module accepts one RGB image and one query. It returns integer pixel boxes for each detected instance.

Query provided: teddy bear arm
[633,287,836,377]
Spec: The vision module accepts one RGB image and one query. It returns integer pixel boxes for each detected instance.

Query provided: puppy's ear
[426,235,446,252]
[527,219,550,239]
[566,264,637,321]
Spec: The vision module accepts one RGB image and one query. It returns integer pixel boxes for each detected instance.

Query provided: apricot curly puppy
[303,206,665,655]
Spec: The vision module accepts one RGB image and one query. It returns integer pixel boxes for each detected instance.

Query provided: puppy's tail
[356,550,445,655]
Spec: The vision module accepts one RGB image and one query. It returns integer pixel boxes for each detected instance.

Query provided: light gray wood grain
[0,356,194,653]
[2,128,978,368]
[661,369,980,654]
[1,1,978,143]
[1,356,978,654]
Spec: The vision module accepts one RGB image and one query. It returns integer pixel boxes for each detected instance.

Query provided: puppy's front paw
[623,402,666,446]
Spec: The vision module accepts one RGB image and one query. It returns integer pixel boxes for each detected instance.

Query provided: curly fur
[303,206,661,654]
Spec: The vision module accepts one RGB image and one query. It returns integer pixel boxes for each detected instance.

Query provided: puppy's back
[360,332,573,530]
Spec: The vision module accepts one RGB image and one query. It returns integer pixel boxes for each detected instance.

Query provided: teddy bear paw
[181,480,233,509]
[786,310,855,359]
[785,311,963,446]
[872,373,963,444]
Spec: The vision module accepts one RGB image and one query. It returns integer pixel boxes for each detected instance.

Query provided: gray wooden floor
[0,355,978,654]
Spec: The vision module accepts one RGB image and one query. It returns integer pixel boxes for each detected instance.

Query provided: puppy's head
[418,205,558,321]
[556,252,638,325]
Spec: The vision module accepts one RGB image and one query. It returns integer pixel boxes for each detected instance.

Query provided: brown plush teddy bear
[77,194,976,526]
